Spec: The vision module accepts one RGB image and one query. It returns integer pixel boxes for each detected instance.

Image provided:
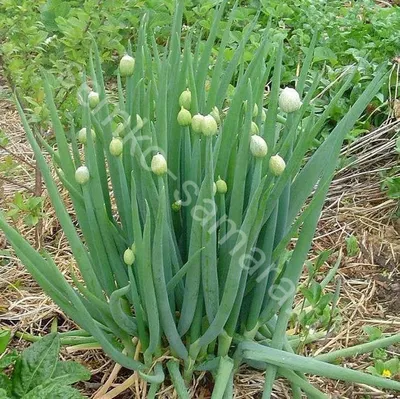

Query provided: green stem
[211,357,234,399]
[167,359,190,399]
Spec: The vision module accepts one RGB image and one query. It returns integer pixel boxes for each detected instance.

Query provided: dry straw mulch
[0,83,399,397]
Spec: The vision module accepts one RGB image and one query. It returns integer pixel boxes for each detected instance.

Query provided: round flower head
[191,114,204,133]
[269,154,286,176]
[251,121,259,135]
[88,91,99,109]
[75,165,90,185]
[250,135,268,158]
[78,128,96,145]
[177,107,192,126]
[210,106,221,125]
[119,54,135,77]
[151,153,167,176]
[279,87,302,113]
[201,114,218,136]
[179,88,191,110]
[215,177,228,194]
[123,248,135,266]
[109,137,123,157]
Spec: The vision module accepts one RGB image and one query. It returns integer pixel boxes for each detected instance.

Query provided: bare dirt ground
[0,75,399,398]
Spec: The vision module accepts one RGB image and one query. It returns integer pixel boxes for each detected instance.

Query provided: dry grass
[1,80,399,397]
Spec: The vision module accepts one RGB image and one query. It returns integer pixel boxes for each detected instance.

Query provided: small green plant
[0,331,90,399]
[1,1,400,397]
[346,234,360,257]
[6,193,43,227]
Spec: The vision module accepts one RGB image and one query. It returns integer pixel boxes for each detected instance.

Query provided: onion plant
[1,1,399,397]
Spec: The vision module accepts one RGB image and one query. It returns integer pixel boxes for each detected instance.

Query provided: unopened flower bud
[136,114,143,130]
[88,91,100,109]
[210,106,221,125]
[123,248,135,265]
[109,137,123,157]
[216,177,228,194]
[179,88,191,110]
[201,114,218,136]
[251,121,259,135]
[253,103,259,117]
[261,108,267,122]
[177,106,192,126]
[269,154,286,176]
[119,54,135,77]
[279,87,302,113]
[78,128,96,145]
[250,135,268,158]
[151,153,167,175]
[172,200,182,212]
[131,242,136,255]
[115,122,125,138]
[191,114,204,133]
[75,166,90,185]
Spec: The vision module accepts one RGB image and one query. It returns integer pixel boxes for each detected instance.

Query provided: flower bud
[136,114,143,130]
[78,128,96,145]
[201,114,218,136]
[191,114,204,133]
[109,137,123,157]
[251,121,259,135]
[250,135,268,158]
[151,153,167,176]
[213,182,217,196]
[269,154,286,176]
[123,248,135,266]
[279,87,302,113]
[75,166,90,185]
[179,88,191,110]
[215,177,228,194]
[253,103,259,117]
[131,242,136,255]
[261,108,267,122]
[172,200,182,212]
[210,106,221,125]
[115,122,125,138]
[177,106,192,126]
[119,54,135,77]
[88,91,100,109]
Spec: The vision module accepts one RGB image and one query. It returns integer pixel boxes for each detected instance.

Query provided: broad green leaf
[12,333,60,397]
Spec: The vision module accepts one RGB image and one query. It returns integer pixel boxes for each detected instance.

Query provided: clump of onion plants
[1,1,399,397]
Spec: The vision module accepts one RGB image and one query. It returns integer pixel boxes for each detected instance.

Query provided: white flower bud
[201,114,218,136]
[119,54,135,77]
[136,114,143,130]
[123,248,135,266]
[279,87,302,113]
[253,103,259,117]
[177,107,192,126]
[216,177,227,194]
[88,91,100,109]
[251,121,259,135]
[151,153,167,176]
[250,135,268,158]
[269,154,286,176]
[179,88,191,110]
[75,166,90,185]
[210,106,221,125]
[191,114,204,133]
[261,108,267,122]
[78,128,96,145]
[109,138,123,157]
